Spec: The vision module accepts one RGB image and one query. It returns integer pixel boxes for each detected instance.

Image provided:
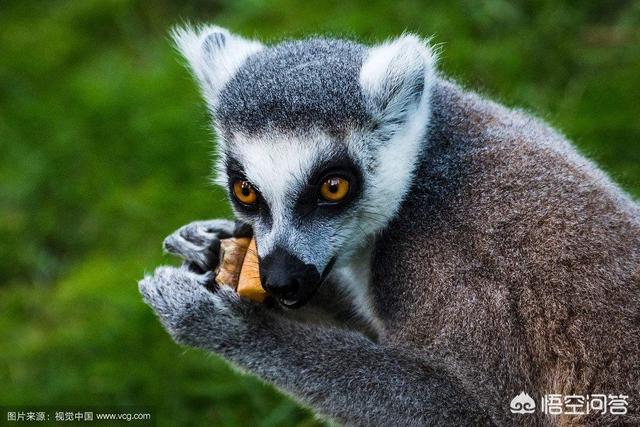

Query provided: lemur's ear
[360,34,436,129]
[171,25,263,108]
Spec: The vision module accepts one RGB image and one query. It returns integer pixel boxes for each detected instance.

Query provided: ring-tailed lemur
[139,26,640,426]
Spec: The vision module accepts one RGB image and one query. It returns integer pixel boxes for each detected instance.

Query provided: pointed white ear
[171,25,263,108]
[360,34,436,128]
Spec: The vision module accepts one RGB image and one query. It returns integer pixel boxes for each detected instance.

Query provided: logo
[509,392,629,415]
[510,392,536,414]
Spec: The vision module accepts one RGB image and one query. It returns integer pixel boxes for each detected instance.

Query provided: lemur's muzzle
[259,247,334,308]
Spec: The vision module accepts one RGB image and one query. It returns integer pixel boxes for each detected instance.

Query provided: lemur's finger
[201,219,236,237]
[162,219,235,270]
[163,233,218,271]
[180,219,235,244]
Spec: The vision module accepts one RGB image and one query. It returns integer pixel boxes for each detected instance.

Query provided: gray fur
[140,31,640,426]
[370,79,640,425]
[218,38,369,135]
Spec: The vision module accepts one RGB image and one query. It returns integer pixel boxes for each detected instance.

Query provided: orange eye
[233,180,257,205]
[320,176,350,203]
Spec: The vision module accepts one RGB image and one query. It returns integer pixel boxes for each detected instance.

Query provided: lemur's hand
[144,219,257,349]
[138,265,256,350]
[162,219,251,273]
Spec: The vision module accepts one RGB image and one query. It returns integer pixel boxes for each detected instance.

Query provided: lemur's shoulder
[425,78,639,223]
[373,76,640,331]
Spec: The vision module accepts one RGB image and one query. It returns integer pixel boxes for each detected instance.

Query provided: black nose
[259,246,320,306]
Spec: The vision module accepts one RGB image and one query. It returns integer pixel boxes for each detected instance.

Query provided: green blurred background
[1,0,638,425]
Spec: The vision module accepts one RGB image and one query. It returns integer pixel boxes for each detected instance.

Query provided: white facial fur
[218,132,342,270]
[354,34,436,233]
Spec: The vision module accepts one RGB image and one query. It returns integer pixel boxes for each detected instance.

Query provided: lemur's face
[174,27,435,307]
[223,132,365,307]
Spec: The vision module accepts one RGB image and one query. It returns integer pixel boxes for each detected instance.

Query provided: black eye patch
[225,156,273,226]
[293,156,363,220]
[225,156,248,180]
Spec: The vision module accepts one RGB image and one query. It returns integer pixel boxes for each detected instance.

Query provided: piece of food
[215,237,251,289]
[214,237,267,302]
[237,238,267,302]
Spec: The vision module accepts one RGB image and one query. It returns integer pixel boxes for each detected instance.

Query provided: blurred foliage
[0,0,638,426]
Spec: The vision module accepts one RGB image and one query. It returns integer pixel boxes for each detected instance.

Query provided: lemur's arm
[162,219,375,336]
[139,263,491,426]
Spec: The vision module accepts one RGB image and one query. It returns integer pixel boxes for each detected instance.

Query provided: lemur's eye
[319,176,350,203]
[233,180,258,206]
